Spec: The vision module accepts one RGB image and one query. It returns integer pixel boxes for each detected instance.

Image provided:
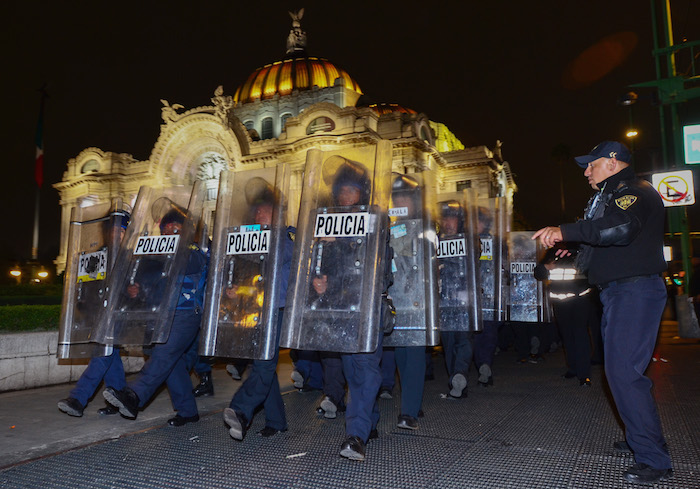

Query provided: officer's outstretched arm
[561,190,645,246]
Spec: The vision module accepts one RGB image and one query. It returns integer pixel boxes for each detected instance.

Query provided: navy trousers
[293,350,323,389]
[380,347,396,390]
[440,331,472,380]
[473,321,500,368]
[553,297,593,380]
[70,348,126,406]
[395,346,425,418]
[600,276,671,470]
[230,312,287,431]
[129,309,201,418]
[320,352,346,407]
[341,335,383,443]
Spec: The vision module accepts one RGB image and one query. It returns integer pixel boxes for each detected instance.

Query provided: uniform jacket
[560,166,666,285]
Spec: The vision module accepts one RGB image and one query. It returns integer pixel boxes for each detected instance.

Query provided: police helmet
[392,173,419,193]
[391,173,421,217]
[440,200,464,218]
[324,156,371,206]
[439,200,464,234]
[476,206,492,233]
[245,177,276,208]
[159,206,187,233]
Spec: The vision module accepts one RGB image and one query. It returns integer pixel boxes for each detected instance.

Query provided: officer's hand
[127,283,140,299]
[312,275,328,294]
[532,226,562,248]
[554,248,572,258]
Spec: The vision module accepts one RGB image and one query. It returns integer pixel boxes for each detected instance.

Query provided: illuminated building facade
[53,12,515,273]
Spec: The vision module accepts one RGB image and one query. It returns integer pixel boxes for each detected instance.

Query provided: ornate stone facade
[53,18,515,274]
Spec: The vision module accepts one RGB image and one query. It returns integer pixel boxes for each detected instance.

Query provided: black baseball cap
[574,141,632,168]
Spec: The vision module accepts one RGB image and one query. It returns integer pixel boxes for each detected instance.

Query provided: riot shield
[383,171,440,347]
[436,190,483,332]
[476,197,507,322]
[507,231,551,322]
[57,201,129,359]
[94,183,205,346]
[281,141,392,353]
[200,165,290,360]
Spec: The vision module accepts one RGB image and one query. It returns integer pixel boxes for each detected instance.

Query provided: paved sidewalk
[1,322,698,489]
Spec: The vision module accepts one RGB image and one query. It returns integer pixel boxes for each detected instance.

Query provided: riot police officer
[386,173,435,429]
[222,177,295,439]
[438,200,472,399]
[336,163,392,460]
[281,146,393,461]
[104,204,209,426]
[58,209,130,417]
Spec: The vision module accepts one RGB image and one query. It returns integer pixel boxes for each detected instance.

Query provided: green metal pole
[658,0,693,287]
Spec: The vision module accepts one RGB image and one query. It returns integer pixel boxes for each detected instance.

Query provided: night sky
[3,0,699,269]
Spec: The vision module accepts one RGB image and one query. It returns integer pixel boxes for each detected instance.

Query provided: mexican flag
[35,93,46,188]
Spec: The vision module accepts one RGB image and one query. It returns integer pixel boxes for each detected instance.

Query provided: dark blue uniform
[109,243,208,420]
[561,165,671,471]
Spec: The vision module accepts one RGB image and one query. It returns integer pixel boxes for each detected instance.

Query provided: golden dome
[233,57,362,105]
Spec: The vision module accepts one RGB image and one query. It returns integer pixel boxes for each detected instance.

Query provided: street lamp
[9,267,21,285]
[618,92,639,154]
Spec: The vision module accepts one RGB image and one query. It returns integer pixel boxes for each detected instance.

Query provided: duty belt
[596,273,661,291]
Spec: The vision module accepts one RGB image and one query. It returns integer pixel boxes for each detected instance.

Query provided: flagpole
[32,85,48,261]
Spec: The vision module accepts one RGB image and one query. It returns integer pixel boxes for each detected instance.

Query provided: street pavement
[1,322,698,489]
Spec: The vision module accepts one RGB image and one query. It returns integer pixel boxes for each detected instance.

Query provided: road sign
[684,124,700,165]
[651,170,695,207]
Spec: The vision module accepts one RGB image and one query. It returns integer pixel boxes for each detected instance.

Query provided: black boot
[192,372,214,397]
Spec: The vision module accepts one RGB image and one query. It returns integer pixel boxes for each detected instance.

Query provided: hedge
[0,305,61,333]
[0,284,63,297]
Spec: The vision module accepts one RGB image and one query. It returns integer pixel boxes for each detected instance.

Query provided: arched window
[243,120,254,130]
[80,159,100,173]
[261,117,274,139]
[420,126,431,144]
[280,113,292,130]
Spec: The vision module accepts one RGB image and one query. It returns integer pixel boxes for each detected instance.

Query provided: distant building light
[663,246,672,261]
[626,130,638,138]
[38,271,49,278]
[10,270,21,277]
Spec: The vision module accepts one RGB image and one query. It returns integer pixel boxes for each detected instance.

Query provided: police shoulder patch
[615,195,637,210]
[288,230,295,242]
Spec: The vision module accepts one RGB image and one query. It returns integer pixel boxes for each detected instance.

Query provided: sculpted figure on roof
[286,8,307,55]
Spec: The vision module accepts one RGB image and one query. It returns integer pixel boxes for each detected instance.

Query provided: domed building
[53,10,516,273]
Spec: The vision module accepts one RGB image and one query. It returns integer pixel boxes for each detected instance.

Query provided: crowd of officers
[56,141,671,484]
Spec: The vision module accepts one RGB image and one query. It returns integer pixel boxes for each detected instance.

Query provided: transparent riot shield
[507,231,551,322]
[384,171,440,347]
[476,197,507,322]
[201,165,290,360]
[57,201,129,359]
[436,190,483,332]
[281,141,392,353]
[95,183,205,346]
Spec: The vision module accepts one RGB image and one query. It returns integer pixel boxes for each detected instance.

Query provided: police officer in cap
[533,141,672,484]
